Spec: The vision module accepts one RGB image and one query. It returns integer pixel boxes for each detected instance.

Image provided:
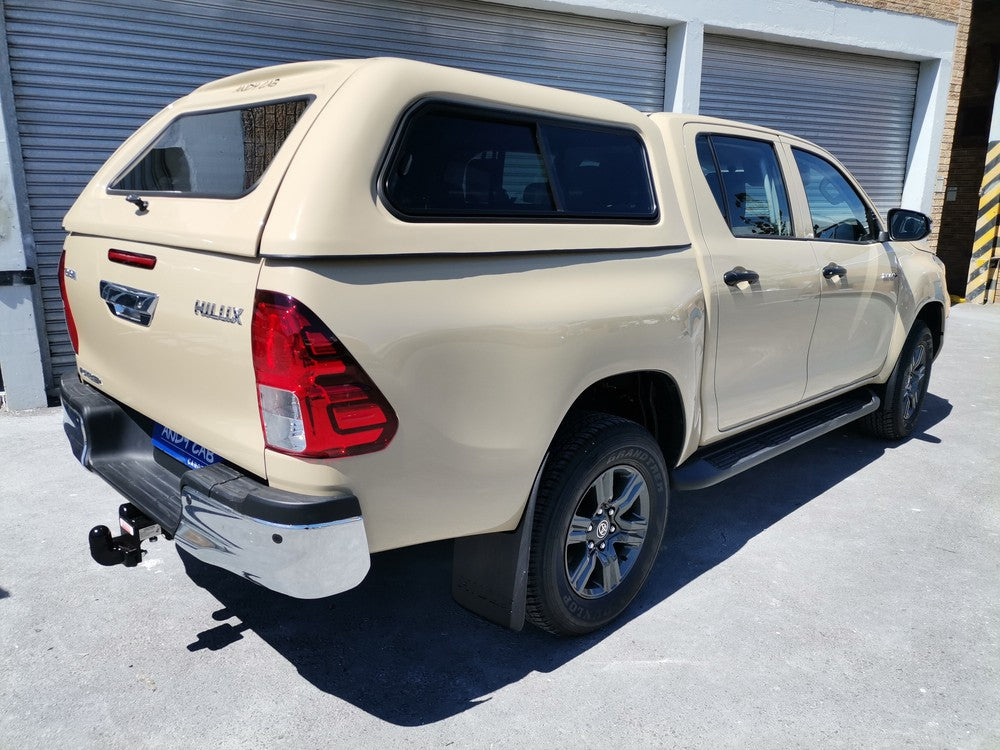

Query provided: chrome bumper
[175,487,370,599]
[60,372,371,600]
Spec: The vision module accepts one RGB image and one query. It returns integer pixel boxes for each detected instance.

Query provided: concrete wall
[0,12,49,410]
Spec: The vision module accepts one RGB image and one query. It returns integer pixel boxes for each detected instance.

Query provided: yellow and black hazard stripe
[966,140,1000,303]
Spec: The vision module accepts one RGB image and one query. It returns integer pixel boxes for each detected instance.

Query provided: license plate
[152,424,221,469]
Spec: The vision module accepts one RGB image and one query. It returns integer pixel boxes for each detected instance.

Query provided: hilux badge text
[194,300,244,325]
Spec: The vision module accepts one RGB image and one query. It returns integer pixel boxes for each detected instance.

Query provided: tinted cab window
[695,134,792,237]
[792,149,879,242]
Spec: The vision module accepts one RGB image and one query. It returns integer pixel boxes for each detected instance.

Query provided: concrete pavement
[1,302,998,749]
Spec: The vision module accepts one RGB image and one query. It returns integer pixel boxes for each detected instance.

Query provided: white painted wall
[490,0,954,59]
[0,99,24,273]
[0,13,50,409]
[663,21,702,114]
[0,98,49,409]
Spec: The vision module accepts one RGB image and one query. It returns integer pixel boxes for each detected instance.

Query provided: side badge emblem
[194,300,244,325]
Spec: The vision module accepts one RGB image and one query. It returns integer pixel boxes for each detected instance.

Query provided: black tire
[864,321,934,440]
[526,413,668,636]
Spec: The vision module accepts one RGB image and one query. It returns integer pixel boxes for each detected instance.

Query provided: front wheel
[526,413,668,636]
[864,320,934,440]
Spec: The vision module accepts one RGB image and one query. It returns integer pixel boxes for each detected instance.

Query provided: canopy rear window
[111,98,311,198]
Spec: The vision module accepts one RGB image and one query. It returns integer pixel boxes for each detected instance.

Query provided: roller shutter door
[3,0,666,380]
[700,35,919,213]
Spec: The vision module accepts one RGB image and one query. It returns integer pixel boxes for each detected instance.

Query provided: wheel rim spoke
[569,552,598,592]
[594,468,616,504]
[608,471,646,517]
[597,550,622,591]
[614,514,648,547]
[566,514,591,547]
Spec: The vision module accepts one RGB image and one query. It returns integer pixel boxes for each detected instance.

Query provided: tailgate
[62,234,266,477]
[59,61,366,477]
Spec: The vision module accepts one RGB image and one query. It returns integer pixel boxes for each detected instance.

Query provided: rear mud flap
[451,456,546,631]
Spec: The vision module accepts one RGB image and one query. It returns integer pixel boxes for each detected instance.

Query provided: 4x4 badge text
[194,300,244,325]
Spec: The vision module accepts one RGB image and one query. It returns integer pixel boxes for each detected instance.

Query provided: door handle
[822,263,847,279]
[723,268,760,286]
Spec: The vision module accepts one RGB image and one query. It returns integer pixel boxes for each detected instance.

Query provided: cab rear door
[683,123,820,433]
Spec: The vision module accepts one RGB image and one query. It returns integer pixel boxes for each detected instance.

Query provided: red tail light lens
[251,291,397,458]
[58,250,80,354]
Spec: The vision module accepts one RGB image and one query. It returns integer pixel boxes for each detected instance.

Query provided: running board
[672,390,880,491]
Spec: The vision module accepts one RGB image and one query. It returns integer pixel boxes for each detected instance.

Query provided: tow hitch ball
[88,504,161,567]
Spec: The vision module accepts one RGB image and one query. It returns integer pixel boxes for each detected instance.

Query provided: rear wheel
[864,321,934,440]
[526,413,668,636]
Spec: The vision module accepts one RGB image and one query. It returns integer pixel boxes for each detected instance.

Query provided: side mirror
[887,208,931,242]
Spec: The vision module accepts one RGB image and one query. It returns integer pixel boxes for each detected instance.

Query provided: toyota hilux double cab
[59,57,947,635]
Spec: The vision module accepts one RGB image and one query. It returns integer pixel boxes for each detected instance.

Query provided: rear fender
[256,248,705,553]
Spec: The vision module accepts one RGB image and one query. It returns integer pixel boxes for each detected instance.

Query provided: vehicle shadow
[179,393,951,726]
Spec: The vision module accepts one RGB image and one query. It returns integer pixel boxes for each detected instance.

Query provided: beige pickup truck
[59,57,947,635]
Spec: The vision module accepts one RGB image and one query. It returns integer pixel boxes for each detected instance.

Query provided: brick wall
[935,0,1000,296]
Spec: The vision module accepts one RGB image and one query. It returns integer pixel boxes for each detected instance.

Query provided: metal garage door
[700,35,919,213]
[2,0,667,381]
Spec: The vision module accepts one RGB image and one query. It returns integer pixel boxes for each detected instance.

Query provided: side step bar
[672,390,880,491]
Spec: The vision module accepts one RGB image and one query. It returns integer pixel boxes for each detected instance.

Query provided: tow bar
[88,503,161,567]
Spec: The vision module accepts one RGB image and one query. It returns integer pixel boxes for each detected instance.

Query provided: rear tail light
[251,291,397,458]
[58,250,79,354]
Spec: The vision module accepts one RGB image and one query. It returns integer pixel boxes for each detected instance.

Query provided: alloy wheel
[564,465,649,599]
[900,341,928,421]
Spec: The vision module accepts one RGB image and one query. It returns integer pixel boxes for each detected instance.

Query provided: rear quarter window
[111,98,311,198]
[382,103,657,222]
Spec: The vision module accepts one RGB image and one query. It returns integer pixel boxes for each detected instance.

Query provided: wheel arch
[915,300,945,359]
[554,370,687,470]
[451,379,683,633]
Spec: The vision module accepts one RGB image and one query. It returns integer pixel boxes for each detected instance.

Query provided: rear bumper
[60,373,370,598]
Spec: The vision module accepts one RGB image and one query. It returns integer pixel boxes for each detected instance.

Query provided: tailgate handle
[100,280,159,327]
